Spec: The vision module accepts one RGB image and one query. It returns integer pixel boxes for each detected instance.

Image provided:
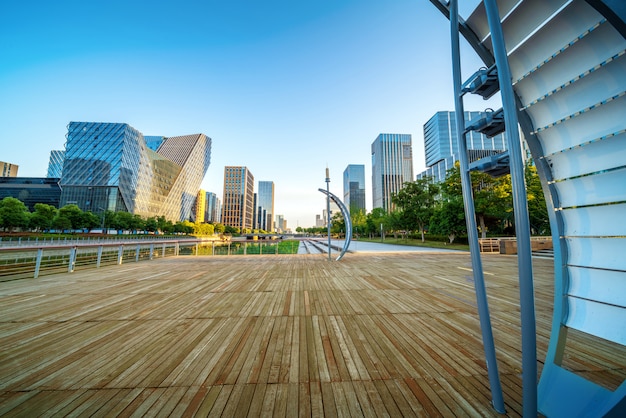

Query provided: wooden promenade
[0,253,624,417]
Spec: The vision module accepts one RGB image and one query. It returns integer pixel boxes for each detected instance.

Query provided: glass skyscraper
[46,151,65,178]
[343,164,366,215]
[222,166,254,231]
[205,191,221,223]
[371,133,414,212]
[418,111,507,182]
[257,181,275,232]
[59,122,211,221]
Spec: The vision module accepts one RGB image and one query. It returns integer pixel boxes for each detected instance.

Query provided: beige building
[222,166,254,231]
[0,161,19,177]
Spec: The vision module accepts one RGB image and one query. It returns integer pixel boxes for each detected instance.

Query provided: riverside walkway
[0,252,623,417]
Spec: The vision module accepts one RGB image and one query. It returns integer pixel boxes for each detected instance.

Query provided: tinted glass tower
[343,164,365,214]
[418,111,507,182]
[257,181,275,231]
[59,122,211,221]
[371,134,414,212]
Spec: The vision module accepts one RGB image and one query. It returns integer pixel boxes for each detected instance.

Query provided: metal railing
[0,239,303,281]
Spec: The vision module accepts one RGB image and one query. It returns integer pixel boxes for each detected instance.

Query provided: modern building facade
[0,161,19,177]
[417,111,507,182]
[343,164,366,215]
[371,133,414,212]
[58,122,211,222]
[0,177,61,211]
[46,151,65,178]
[205,191,221,223]
[193,189,206,223]
[256,181,275,232]
[222,166,254,231]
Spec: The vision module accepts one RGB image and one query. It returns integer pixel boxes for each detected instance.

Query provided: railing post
[228,243,231,256]
[244,242,247,255]
[149,243,154,260]
[195,243,198,256]
[34,248,43,278]
[117,244,124,265]
[135,244,140,262]
[162,242,166,258]
[212,241,215,256]
[97,245,103,268]
[175,242,179,256]
[68,246,77,273]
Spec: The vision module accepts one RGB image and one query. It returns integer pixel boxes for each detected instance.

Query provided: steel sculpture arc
[318,188,352,261]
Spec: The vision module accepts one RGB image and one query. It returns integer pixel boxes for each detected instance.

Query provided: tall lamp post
[325,167,331,261]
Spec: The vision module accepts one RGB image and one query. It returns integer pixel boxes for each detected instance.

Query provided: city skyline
[1,1,498,227]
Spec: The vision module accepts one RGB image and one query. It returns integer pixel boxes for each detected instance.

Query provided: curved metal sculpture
[318,188,352,261]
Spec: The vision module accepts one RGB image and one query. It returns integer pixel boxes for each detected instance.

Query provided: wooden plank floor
[0,253,624,417]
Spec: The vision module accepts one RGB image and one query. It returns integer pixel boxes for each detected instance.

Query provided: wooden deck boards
[0,253,624,416]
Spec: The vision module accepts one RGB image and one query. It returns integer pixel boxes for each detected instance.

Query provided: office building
[0,161,19,177]
[371,133,414,212]
[343,164,366,215]
[257,181,275,232]
[275,214,285,233]
[417,111,507,182]
[59,122,211,221]
[0,177,61,211]
[205,192,221,223]
[222,166,254,231]
[193,189,206,223]
[46,151,65,178]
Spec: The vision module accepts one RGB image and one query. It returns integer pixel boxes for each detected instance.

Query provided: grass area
[357,237,470,251]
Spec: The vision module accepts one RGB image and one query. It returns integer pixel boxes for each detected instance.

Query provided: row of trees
[309,162,549,243]
[0,198,231,236]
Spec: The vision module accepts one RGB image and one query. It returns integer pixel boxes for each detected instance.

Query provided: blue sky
[1,0,494,228]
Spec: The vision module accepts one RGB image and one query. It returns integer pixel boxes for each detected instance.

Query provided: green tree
[330,212,345,236]
[29,203,58,231]
[80,211,101,231]
[366,207,388,238]
[525,163,550,235]
[350,209,367,238]
[57,204,84,230]
[443,162,508,238]
[429,197,466,243]
[213,223,225,234]
[391,177,439,242]
[0,197,30,232]
[111,211,133,231]
[129,214,145,233]
[145,217,158,232]
[52,215,72,232]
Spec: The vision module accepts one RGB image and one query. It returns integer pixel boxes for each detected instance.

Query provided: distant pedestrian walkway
[331,239,463,254]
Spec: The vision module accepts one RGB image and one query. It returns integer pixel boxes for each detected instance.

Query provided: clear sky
[1,0,496,228]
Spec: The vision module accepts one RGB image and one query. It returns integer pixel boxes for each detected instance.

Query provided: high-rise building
[59,122,211,221]
[257,181,275,232]
[343,164,366,215]
[46,151,65,178]
[417,111,507,182]
[193,189,206,223]
[275,214,284,233]
[205,192,221,223]
[222,166,254,231]
[0,161,19,177]
[371,133,414,212]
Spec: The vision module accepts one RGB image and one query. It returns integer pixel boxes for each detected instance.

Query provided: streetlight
[325,167,331,261]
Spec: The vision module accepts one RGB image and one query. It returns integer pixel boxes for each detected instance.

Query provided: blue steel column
[483,0,537,415]
[449,0,505,413]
